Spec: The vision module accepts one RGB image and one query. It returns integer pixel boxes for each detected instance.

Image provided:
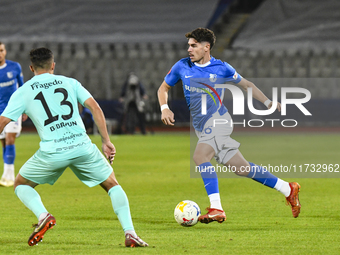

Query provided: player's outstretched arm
[0,116,12,134]
[84,97,116,164]
[157,81,175,126]
[237,78,281,112]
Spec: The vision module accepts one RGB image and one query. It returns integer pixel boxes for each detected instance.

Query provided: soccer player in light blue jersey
[0,47,148,247]
[158,28,301,223]
[0,42,26,187]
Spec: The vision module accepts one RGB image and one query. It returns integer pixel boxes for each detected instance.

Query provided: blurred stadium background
[1,0,339,132]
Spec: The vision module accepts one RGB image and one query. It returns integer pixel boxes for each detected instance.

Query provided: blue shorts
[19,143,112,187]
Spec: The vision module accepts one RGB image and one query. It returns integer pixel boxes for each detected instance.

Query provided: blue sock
[15,185,48,219]
[108,185,134,232]
[199,162,219,195]
[4,145,15,164]
[247,162,278,188]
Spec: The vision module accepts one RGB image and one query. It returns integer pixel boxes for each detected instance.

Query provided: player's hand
[268,101,281,112]
[22,114,28,122]
[161,108,175,126]
[102,141,116,164]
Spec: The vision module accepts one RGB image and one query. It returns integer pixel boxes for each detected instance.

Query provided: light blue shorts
[19,143,113,187]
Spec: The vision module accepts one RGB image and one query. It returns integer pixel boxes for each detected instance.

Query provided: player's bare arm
[157,81,175,126]
[84,97,116,164]
[0,116,12,134]
[237,78,281,112]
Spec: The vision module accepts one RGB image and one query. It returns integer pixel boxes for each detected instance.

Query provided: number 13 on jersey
[34,88,74,126]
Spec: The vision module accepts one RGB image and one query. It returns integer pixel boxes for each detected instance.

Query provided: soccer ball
[174,200,201,226]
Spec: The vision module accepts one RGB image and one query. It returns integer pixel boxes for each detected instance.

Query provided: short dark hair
[185,28,216,49]
[29,47,54,70]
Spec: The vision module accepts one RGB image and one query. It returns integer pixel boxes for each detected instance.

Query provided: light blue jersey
[0,60,24,114]
[165,57,242,132]
[1,73,92,160]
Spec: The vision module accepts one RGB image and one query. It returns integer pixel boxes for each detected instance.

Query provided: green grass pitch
[0,132,339,254]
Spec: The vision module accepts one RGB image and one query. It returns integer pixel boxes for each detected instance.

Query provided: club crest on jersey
[233,72,238,80]
[209,74,217,82]
[7,72,13,79]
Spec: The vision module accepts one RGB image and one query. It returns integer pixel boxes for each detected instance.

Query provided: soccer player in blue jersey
[0,42,26,187]
[158,28,301,223]
[0,47,148,247]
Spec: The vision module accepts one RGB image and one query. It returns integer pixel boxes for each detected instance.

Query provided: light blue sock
[108,185,134,232]
[14,185,48,219]
[4,144,15,164]
[247,162,278,188]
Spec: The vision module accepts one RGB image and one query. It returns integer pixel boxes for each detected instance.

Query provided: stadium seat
[74,43,87,59]
[114,43,127,59]
[88,43,100,58]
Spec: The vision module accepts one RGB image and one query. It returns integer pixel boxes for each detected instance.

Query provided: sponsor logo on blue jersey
[0,79,15,87]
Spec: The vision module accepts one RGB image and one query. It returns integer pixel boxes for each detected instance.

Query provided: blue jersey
[165,57,242,131]
[0,60,24,114]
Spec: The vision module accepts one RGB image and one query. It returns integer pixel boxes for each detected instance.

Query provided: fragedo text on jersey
[30,79,62,90]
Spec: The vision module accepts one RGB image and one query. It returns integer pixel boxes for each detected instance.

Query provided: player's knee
[192,153,200,165]
[13,174,37,190]
[193,153,207,165]
[232,166,250,176]
[5,134,16,145]
[234,169,249,176]
[100,172,119,192]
